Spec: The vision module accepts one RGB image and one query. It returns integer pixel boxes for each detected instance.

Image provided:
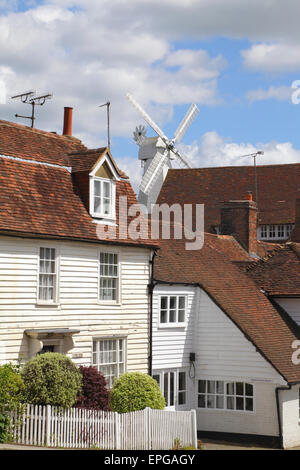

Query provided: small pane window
[38,247,57,302]
[92,338,125,388]
[100,252,119,301]
[198,380,254,412]
[159,295,186,326]
[92,179,114,218]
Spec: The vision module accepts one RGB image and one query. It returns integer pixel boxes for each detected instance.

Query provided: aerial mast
[11,91,53,128]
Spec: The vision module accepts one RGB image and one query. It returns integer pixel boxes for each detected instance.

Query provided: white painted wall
[152,284,286,438]
[152,284,196,370]
[280,384,300,449]
[196,289,285,383]
[275,298,300,325]
[0,235,152,374]
[196,381,280,438]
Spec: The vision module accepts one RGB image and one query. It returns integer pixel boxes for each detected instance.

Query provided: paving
[1,439,300,451]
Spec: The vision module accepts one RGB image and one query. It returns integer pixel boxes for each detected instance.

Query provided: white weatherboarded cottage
[0,115,157,386]
[151,231,300,449]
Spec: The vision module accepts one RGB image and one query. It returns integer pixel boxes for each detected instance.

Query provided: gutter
[148,249,158,377]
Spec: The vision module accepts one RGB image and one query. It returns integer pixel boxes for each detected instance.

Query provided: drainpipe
[148,249,158,377]
[275,383,291,449]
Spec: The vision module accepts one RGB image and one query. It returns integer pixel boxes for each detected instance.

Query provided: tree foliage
[109,372,165,414]
[75,366,110,410]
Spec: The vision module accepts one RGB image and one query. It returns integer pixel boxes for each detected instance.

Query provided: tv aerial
[11,90,53,128]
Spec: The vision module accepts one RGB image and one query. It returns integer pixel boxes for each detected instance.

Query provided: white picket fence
[10,405,197,450]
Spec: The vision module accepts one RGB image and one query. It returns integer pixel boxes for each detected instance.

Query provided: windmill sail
[173,104,199,144]
[139,151,169,195]
[126,93,169,143]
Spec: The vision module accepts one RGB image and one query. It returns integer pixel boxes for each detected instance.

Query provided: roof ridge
[0,119,85,144]
[169,162,300,171]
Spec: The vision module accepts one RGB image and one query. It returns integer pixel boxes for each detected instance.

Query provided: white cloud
[246,85,292,103]
[177,131,300,168]
[242,43,300,73]
[0,3,225,144]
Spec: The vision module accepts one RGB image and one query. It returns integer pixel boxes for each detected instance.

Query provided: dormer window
[92,178,114,218]
[89,152,119,223]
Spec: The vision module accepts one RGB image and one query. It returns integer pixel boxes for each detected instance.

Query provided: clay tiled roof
[154,234,300,383]
[0,120,87,166]
[70,147,129,178]
[0,120,157,249]
[245,243,300,297]
[157,164,300,230]
[0,155,157,248]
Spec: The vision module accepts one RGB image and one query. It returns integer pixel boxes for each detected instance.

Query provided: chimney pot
[63,107,73,136]
[246,192,253,201]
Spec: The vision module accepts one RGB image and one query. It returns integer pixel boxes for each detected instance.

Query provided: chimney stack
[63,107,73,136]
[291,199,300,242]
[220,192,258,257]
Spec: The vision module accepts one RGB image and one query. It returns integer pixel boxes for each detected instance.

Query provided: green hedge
[0,363,24,443]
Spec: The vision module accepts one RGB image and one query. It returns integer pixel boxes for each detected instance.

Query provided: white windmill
[126,93,199,213]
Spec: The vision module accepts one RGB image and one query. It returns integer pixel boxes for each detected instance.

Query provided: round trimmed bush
[109,372,165,414]
[75,366,110,410]
[21,353,82,408]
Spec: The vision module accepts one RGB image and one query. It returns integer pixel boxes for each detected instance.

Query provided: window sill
[97,300,121,307]
[158,323,186,329]
[36,302,60,308]
[91,216,117,226]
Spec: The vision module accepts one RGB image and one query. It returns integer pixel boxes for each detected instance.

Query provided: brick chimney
[220,192,258,256]
[63,107,73,136]
[291,199,300,242]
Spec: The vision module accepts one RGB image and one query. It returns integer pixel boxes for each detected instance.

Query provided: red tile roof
[0,120,87,166]
[245,243,300,297]
[0,120,157,249]
[154,234,300,383]
[157,164,300,230]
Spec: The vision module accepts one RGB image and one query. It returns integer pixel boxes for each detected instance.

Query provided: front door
[153,369,188,410]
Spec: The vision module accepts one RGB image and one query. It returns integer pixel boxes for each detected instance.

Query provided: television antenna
[126,93,199,197]
[99,101,111,148]
[11,91,53,128]
[239,150,264,208]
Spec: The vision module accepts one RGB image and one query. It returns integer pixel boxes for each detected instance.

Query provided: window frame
[158,295,187,328]
[92,337,127,388]
[197,379,255,413]
[258,224,294,241]
[98,250,121,304]
[90,176,116,221]
[37,246,59,305]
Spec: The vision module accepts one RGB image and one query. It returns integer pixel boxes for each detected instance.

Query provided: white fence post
[191,409,198,449]
[46,405,51,447]
[115,412,120,450]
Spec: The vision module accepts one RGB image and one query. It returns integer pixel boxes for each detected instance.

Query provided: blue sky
[1,1,300,188]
